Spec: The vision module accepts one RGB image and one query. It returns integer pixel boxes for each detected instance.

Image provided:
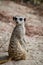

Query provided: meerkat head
[13,15,26,25]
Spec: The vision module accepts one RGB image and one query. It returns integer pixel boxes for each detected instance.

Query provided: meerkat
[0,15,27,64]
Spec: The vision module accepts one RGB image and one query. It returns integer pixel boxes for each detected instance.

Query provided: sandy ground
[0,1,43,65]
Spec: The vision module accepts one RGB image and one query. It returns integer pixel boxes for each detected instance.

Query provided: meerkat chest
[14,25,25,38]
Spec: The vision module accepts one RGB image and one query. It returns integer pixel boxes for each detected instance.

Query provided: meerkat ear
[13,16,17,21]
[24,18,26,21]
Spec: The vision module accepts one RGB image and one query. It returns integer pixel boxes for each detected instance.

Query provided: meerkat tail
[0,57,12,64]
[0,60,9,64]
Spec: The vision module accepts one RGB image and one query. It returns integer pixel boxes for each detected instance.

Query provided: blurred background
[0,0,43,6]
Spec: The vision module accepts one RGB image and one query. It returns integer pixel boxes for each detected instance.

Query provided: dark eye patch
[24,18,26,21]
[19,18,23,21]
[13,16,17,21]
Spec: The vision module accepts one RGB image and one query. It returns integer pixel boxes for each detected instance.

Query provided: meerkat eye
[19,18,23,21]
[13,16,17,21]
[24,18,26,21]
